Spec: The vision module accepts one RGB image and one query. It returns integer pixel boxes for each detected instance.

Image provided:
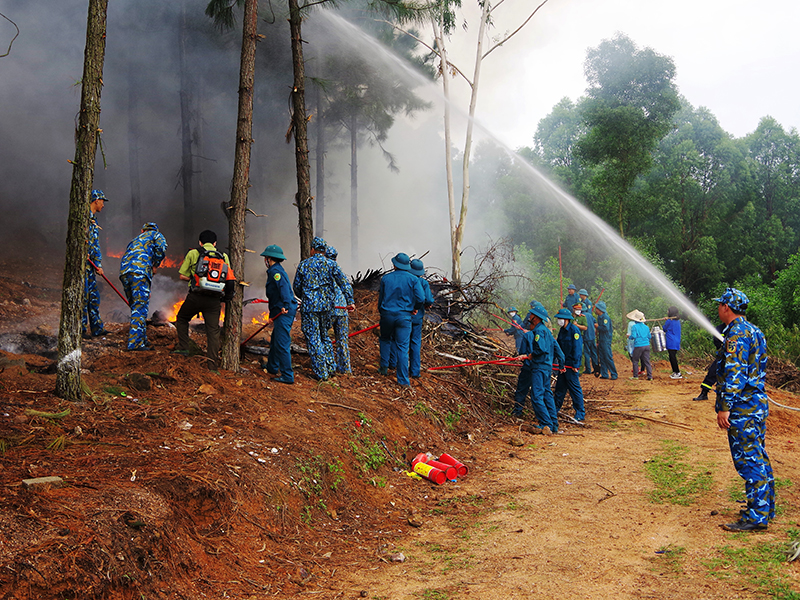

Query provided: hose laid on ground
[770,398,800,412]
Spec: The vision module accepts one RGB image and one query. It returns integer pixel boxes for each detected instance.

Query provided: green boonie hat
[260,244,286,260]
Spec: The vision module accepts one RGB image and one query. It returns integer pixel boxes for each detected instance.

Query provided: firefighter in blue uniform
[325,245,354,375]
[513,303,564,433]
[83,190,109,338]
[554,308,586,423]
[378,253,425,387]
[408,259,434,378]
[715,288,774,532]
[293,237,353,380]
[119,223,168,351]
[503,306,525,354]
[261,244,297,383]
[561,283,578,308]
[175,230,236,370]
[594,300,618,379]
[579,289,598,375]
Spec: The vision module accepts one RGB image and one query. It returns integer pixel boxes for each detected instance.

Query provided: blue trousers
[597,338,617,379]
[120,273,151,350]
[380,310,412,385]
[267,308,296,381]
[390,316,423,377]
[513,368,558,431]
[554,369,585,421]
[330,313,351,374]
[82,268,104,336]
[300,310,333,380]
[728,415,775,525]
[583,337,598,373]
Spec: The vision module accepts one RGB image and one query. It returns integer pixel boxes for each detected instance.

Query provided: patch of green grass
[444,405,464,430]
[651,544,686,574]
[728,477,794,516]
[644,440,713,506]
[327,458,345,491]
[419,589,450,600]
[706,532,800,600]
[346,417,386,472]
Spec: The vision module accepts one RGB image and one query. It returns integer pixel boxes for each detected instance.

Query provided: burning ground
[1,256,799,599]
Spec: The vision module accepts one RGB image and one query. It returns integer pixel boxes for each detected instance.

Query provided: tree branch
[482,0,549,61]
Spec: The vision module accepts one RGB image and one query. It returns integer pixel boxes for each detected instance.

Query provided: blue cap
[391,252,411,271]
[714,287,749,312]
[567,284,577,290]
[555,308,573,320]
[325,245,338,260]
[529,304,549,322]
[410,259,425,277]
[311,236,327,251]
[507,306,518,314]
[91,189,106,202]
[595,301,607,313]
[260,244,286,260]
[578,288,589,296]
[142,222,159,231]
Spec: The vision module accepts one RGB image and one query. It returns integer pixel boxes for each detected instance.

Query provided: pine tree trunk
[179,1,195,251]
[350,117,358,266]
[314,82,326,238]
[56,0,108,401]
[220,0,258,372]
[289,0,313,260]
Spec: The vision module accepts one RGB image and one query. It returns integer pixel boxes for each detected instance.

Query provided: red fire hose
[490,312,525,331]
[88,258,129,306]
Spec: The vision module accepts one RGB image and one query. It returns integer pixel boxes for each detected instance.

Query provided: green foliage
[347,418,386,472]
[644,440,713,505]
[652,544,686,574]
[706,536,800,600]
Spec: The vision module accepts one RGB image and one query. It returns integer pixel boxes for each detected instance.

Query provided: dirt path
[336,375,800,599]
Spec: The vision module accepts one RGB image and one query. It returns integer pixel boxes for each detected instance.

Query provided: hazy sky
[443,0,800,149]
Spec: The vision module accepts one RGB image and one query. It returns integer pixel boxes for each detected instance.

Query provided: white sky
[442,0,800,149]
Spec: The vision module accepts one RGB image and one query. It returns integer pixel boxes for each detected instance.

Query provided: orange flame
[106,251,182,269]
[163,299,226,323]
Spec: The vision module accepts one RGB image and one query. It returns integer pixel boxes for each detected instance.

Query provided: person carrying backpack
[175,230,236,370]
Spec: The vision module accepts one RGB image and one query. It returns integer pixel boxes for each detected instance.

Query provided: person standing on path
[119,223,167,351]
[83,189,109,338]
[260,244,297,383]
[579,289,599,375]
[626,309,652,380]
[554,308,586,424]
[175,230,236,370]
[715,288,775,532]
[378,252,425,387]
[594,301,617,379]
[664,306,682,379]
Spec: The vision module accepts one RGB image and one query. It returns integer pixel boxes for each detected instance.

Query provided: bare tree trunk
[452,2,489,284]
[127,60,142,238]
[56,0,108,401]
[179,0,195,251]
[289,0,313,260]
[314,81,326,238]
[220,0,258,372]
[350,116,358,266]
[433,22,458,283]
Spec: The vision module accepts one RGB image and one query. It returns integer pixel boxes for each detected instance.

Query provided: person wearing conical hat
[554,308,586,424]
[626,309,652,380]
[594,301,617,379]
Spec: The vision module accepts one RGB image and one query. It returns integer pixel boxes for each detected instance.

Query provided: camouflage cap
[714,287,749,312]
[91,189,106,202]
[325,245,338,260]
[311,236,327,251]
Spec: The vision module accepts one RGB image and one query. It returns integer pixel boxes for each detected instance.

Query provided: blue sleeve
[293,265,304,300]
[153,233,167,267]
[413,278,425,309]
[333,263,354,304]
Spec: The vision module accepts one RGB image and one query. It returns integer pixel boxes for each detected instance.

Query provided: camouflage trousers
[120,273,152,350]
[330,314,351,374]
[300,311,334,380]
[728,415,775,525]
[82,269,104,336]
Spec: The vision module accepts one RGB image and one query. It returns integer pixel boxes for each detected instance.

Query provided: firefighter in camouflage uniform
[715,288,775,532]
[119,223,168,351]
[293,237,353,380]
[83,190,108,338]
[325,245,354,375]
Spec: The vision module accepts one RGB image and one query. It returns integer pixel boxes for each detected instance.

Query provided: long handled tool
[490,312,525,331]
[348,323,379,338]
[88,258,129,306]
[241,315,276,347]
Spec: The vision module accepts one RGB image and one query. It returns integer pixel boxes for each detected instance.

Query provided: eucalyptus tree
[574,33,679,313]
[317,10,431,264]
[741,116,800,281]
[640,101,747,296]
[56,0,108,400]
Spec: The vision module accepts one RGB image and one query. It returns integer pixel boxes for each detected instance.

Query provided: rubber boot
[693,388,708,401]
